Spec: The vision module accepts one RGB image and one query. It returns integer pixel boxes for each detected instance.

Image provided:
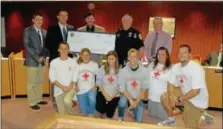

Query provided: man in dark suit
[204,43,222,67]
[45,10,74,62]
[23,13,48,110]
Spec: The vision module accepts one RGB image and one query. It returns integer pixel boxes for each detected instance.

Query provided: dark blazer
[23,26,48,67]
[204,52,222,66]
[45,23,74,62]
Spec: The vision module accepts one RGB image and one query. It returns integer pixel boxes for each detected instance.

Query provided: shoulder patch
[138,33,142,40]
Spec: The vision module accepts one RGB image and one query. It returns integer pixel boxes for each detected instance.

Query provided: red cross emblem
[180,78,184,83]
[131,80,138,88]
[82,72,89,80]
[108,76,114,84]
[179,76,184,87]
[154,71,160,78]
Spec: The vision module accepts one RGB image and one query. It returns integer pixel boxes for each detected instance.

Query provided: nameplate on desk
[67,31,116,55]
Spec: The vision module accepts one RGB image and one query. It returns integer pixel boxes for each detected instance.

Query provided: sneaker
[157,118,176,126]
[118,118,123,121]
[201,112,215,124]
[30,105,40,110]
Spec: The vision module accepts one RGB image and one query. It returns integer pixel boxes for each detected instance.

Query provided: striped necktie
[62,26,67,41]
[151,32,158,57]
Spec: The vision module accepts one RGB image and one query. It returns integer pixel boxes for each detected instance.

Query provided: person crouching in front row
[73,48,99,117]
[96,50,120,119]
[49,42,77,115]
[118,48,149,122]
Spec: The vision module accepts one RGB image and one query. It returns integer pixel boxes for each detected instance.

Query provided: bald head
[122,14,133,30]
[153,17,163,32]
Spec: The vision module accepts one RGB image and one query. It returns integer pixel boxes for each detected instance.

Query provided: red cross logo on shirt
[154,71,160,78]
[131,80,138,88]
[180,78,184,83]
[108,76,114,84]
[82,72,89,80]
[179,76,184,87]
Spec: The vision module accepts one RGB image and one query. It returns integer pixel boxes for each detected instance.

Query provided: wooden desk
[1,58,12,97]
[35,114,186,129]
[13,58,50,96]
[204,67,222,109]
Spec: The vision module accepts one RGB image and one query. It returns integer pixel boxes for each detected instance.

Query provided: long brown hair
[104,50,119,74]
[153,47,171,70]
[77,48,91,64]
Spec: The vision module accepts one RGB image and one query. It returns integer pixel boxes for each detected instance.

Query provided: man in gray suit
[77,12,105,65]
[204,43,222,67]
[23,13,48,110]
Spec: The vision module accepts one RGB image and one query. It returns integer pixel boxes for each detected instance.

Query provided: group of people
[23,9,218,129]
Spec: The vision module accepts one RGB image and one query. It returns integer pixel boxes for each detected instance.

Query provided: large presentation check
[67,31,116,55]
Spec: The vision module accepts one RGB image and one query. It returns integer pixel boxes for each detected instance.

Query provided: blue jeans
[118,95,144,122]
[77,89,97,116]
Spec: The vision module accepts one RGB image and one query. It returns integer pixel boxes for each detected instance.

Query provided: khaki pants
[183,102,204,129]
[26,67,44,106]
[55,88,76,115]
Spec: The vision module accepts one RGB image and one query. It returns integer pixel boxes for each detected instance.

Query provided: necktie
[38,30,43,48]
[151,32,158,57]
[62,26,67,41]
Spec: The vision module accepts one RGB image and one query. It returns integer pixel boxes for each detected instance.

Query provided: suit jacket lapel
[57,24,64,41]
[31,26,42,48]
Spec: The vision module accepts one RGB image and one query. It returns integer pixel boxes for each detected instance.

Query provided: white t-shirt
[49,57,78,97]
[73,61,99,95]
[148,63,172,102]
[170,60,209,109]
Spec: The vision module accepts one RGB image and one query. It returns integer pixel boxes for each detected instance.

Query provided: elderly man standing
[144,17,172,63]
[115,14,144,68]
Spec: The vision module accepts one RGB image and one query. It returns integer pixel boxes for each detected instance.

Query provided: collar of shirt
[58,22,67,32]
[33,25,41,34]
[86,25,95,32]
[122,27,133,32]
[153,30,163,35]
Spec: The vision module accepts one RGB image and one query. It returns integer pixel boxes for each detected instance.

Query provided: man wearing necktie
[204,43,223,67]
[46,9,75,63]
[23,13,49,110]
[144,17,172,63]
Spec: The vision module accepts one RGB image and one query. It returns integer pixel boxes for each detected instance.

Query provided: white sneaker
[118,118,123,121]
[157,118,176,126]
[201,112,215,124]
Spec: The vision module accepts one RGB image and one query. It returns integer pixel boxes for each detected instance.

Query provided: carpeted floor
[1,98,222,129]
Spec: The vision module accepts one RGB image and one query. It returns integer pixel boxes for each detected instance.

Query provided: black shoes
[30,105,40,110]
[30,101,48,110]
[37,101,48,105]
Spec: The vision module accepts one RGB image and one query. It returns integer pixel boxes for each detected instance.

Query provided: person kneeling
[49,42,77,115]
[96,51,120,119]
[73,48,99,117]
[147,47,177,126]
[118,48,149,122]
